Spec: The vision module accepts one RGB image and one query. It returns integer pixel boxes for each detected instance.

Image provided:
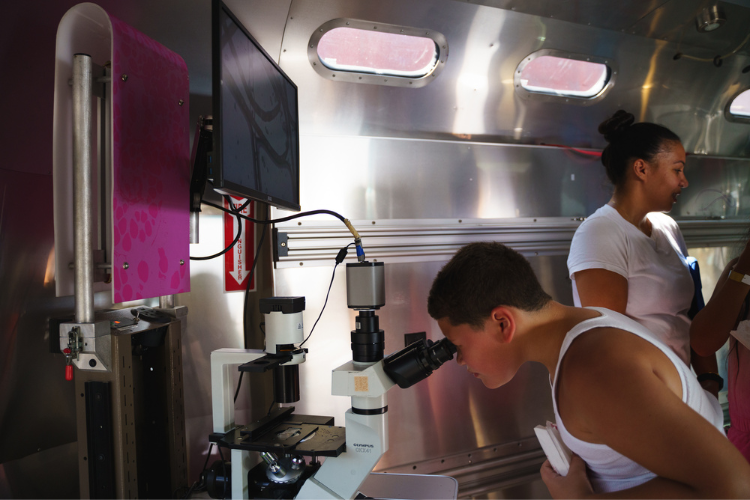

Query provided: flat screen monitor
[211,0,301,211]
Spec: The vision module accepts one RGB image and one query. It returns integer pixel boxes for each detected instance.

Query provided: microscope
[207,260,456,499]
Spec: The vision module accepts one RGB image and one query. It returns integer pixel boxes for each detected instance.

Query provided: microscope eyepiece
[382,337,457,389]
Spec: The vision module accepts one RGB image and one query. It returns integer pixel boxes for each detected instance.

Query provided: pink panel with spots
[110,14,190,303]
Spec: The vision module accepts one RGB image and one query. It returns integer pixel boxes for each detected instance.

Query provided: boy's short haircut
[427,242,552,328]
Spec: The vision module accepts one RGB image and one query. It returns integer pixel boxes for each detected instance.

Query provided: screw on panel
[178,99,184,106]
[281,242,287,247]
[123,262,129,269]
[346,22,350,25]
[180,259,185,265]
[121,74,128,81]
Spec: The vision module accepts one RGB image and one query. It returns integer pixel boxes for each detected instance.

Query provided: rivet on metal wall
[121,74,128,81]
[178,99,184,106]
[123,262,129,269]
[299,262,303,266]
[180,259,185,265]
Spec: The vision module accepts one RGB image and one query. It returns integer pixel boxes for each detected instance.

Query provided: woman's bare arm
[691,248,750,356]
[574,269,629,313]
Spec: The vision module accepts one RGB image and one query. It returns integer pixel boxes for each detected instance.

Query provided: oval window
[729,89,750,117]
[517,55,611,98]
[316,27,438,78]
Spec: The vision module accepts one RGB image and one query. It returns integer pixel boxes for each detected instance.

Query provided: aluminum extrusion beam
[72,53,95,324]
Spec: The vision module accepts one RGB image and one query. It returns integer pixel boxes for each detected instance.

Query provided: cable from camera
[299,244,353,347]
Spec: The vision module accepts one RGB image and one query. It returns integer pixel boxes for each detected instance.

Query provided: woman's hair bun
[598,110,635,143]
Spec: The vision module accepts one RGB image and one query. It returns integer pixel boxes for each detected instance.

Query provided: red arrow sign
[223,196,255,292]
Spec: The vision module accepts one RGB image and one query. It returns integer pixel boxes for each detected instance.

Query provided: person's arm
[543,329,750,499]
[690,349,720,398]
[574,269,629,313]
[691,248,750,356]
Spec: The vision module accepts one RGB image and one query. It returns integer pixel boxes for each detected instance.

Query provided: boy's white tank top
[551,307,725,493]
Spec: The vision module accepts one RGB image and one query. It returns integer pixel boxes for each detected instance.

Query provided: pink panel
[110,14,190,303]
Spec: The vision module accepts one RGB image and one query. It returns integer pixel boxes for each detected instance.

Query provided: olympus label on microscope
[353,443,374,453]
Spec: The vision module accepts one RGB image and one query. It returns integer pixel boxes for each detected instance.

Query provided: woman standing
[691,242,750,461]
[567,110,720,394]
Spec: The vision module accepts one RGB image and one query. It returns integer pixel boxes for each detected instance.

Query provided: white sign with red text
[223,196,255,292]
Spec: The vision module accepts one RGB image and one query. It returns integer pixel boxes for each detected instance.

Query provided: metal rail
[72,53,95,323]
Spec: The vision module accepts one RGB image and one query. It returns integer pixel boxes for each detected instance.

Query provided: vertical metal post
[73,53,95,324]
[159,295,175,309]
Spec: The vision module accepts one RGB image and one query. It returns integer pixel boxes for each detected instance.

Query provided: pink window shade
[317,27,438,77]
[730,89,750,117]
[520,56,609,98]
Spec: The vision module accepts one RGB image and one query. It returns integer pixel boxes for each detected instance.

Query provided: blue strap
[685,256,705,319]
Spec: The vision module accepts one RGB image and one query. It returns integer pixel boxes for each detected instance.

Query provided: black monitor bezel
[211,0,301,212]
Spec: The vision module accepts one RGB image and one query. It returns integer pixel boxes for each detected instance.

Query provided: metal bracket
[60,320,112,372]
[275,230,289,259]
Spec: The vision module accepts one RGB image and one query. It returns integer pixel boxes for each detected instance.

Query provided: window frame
[308,18,448,88]
[513,49,616,106]
[725,88,750,124]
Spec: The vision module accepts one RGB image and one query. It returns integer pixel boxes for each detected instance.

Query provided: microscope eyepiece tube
[382,337,457,389]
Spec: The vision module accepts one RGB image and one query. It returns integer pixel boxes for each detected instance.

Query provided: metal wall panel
[279,0,750,158]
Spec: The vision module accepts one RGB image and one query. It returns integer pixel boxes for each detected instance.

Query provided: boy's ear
[489,306,516,344]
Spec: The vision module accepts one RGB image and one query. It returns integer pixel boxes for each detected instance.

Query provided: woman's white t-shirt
[567,204,694,365]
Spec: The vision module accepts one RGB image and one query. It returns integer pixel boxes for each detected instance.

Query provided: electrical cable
[299,244,353,347]
[182,442,214,499]
[201,199,363,242]
[234,371,244,403]
[267,399,277,416]
[677,32,750,63]
[190,196,248,261]
[243,205,269,340]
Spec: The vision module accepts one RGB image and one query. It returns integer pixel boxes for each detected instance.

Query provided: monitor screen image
[211,0,301,211]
